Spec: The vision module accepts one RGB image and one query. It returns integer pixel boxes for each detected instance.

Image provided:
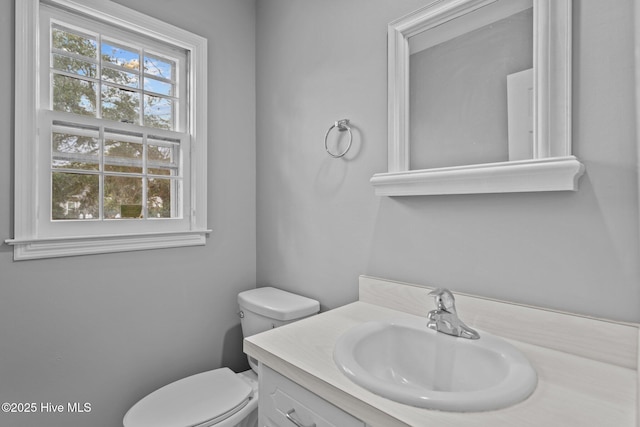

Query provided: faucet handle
[428,288,457,314]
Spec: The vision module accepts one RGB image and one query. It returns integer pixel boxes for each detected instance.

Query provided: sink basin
[333,316,537,412]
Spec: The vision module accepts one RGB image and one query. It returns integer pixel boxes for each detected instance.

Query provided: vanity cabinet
[259,364,365,427]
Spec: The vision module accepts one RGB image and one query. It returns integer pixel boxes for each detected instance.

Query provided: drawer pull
[285,409,316,427]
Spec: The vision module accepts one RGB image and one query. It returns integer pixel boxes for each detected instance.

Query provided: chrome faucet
[426,288,480,340]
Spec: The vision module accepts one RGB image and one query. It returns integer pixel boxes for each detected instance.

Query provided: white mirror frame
[371,0,584,196]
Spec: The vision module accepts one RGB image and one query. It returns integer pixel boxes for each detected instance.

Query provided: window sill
[4,229,211,260]
[370,156,585,196]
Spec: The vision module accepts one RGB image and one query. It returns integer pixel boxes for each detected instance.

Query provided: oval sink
[333,316,537,412]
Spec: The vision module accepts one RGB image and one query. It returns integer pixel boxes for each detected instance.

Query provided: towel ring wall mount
[324,119,352,158]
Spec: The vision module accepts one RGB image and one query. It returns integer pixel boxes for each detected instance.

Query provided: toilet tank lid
[238,287,320,321]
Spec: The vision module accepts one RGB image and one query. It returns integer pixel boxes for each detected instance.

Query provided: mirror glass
[409,1,533,170]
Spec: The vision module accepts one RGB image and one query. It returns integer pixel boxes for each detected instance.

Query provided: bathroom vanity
[244,276,639,426]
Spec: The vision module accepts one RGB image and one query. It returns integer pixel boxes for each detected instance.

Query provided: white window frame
[7,0,209,260]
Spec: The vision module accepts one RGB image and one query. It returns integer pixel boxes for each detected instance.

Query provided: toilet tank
[238,287,320,338]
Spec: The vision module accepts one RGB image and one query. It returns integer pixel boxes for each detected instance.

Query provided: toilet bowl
[123,368,258,427]
[123,287,320,427]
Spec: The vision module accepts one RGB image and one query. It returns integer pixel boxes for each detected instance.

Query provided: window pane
[104,133,143,173]
[144,55,174,80]
[101,85,140,124]
[52,172,99,220]
[148,139,179,176]
[102,66,139,88]
[147,139,178,163]
[52,26,97,59]
[53,54,96,78]
[144,77,173,96]
[104,176,143,219]
[52,126,100,170]
[147,178,175,218]
[102,41,139,70]
[53,74,96,116]
[144,95,173,130]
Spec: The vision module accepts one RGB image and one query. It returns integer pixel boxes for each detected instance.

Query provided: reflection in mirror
[409,4,533,169]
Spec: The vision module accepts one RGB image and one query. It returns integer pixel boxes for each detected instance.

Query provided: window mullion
[140,47,145,128]
[50,69,100,84]
[142,73,174,85]
[51,47,99,65]
[97,34,103,120]
[142,133,148,219]
[99,125,105,220]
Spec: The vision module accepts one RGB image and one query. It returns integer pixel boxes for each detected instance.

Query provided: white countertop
[244,277,638,427]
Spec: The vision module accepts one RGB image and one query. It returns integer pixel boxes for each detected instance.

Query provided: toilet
[123,287,320,427]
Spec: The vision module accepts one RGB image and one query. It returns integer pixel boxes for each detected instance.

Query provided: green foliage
[52,172,99,219]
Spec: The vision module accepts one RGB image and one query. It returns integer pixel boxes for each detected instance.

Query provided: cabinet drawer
[259,364,364,427]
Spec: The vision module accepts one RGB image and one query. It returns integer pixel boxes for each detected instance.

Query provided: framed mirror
[371,0,584,196]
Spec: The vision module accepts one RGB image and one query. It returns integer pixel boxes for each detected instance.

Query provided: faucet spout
[426,288,480,340]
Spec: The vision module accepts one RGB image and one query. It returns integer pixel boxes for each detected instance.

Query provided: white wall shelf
[371,156,584,196]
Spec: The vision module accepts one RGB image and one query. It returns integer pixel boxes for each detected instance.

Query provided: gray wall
[0,1,256,426]
[1,1,639,426]
[256,0,640,322]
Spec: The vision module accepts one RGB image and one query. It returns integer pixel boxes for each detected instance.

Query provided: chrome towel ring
[324,119,352,158]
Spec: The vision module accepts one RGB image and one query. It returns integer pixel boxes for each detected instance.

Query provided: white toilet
[123,287,320,427]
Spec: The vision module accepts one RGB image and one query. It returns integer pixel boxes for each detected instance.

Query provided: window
[8,0,209,260]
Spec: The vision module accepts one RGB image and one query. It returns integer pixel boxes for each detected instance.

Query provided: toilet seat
[123,368,254,427]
